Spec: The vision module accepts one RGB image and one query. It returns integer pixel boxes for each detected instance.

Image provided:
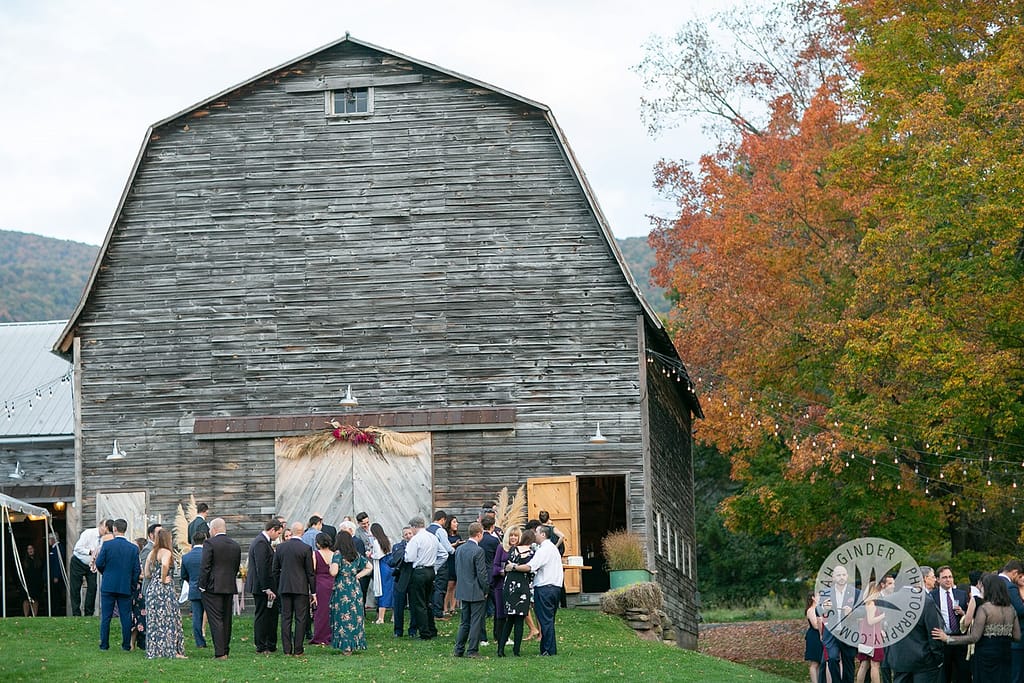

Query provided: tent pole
[2,504,6,618]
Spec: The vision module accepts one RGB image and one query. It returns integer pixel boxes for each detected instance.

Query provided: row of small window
[327,87,372,117]
[654,510,693,577]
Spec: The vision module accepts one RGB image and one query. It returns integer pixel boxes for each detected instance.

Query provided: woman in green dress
[329,531,374,654]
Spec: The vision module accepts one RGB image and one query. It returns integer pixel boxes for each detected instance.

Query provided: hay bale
[600,581,664,616]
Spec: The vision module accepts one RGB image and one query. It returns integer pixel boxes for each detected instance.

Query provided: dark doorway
[2,505,66,617]
[577,475,627,593]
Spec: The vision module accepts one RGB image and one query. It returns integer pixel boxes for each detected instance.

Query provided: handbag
[178,580,189,604]
[857,643,874,656]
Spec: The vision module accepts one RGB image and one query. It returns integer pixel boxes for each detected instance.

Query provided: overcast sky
[0,0,737,246]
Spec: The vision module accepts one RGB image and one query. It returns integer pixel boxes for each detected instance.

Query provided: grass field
[0,609,798,682]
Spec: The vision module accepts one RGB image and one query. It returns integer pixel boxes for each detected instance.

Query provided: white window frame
[326,87,374,117]
[655,511,663,556]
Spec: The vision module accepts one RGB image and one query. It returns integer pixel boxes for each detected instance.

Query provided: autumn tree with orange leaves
[640,0,1024,563]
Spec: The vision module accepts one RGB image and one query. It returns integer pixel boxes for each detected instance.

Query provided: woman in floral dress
[329,531,373,654]
[130,538,146,650]
[142,529,186,659]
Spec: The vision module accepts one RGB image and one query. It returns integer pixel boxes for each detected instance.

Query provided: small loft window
[327,87,372,117]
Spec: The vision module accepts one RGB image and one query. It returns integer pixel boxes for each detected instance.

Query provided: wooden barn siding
[0,440,75,492]
[73,43,648,538]
[645,342,699,648]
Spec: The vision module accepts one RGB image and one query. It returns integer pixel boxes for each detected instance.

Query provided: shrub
[602,530,646,570]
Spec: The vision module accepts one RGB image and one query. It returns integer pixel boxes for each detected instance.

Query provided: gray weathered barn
[54,35,703,645]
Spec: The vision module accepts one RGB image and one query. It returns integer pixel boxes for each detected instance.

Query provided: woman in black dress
[21,544,46,616]
[443,516,463,616]
[804,591,824,683]
[500,528,536,657]
[933,572,1021,683]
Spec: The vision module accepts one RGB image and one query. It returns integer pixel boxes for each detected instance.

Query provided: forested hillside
[616,236,671,316]
[0,230,97,322]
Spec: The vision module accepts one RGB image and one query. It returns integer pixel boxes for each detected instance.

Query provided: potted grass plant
[602,529,651,589]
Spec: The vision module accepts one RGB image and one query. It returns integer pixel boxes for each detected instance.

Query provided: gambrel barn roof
[54,34,699,415]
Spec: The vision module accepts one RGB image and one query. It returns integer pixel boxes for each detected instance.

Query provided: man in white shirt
[426,510,455,620]
[70,521,105,616]
[931,566,968,683]
[819,564,858,683]
[403,516,441,640]
[507,525,563,655]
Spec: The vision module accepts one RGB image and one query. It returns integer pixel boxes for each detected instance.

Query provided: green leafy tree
[641,0,1024,560]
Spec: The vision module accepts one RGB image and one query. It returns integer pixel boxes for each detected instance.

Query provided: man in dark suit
[886,587,944,682]
[320,520,337,546]
[819,564,859,683]
[931,565,969,683]
[479,514,501,642]
[94,519,140,651]
[198,517,241,659]
[246,519,283,654]
[273,521,316,656]
[179,530,208,648]
[47,532,67,616]
[388,525,417,637]
[453,522,489,658]
[187,503,210,548]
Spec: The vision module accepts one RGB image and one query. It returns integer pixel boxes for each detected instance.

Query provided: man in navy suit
[931,566,969,683]
[272,522,316,656]
[246,519,283,653]
[452,522,489,658]
[199,517,241,659]
[819,564,859,683]
[179,530,208,648]
[94,518,140,651]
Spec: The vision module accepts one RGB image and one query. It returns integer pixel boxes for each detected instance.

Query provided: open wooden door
[526,475,581,593]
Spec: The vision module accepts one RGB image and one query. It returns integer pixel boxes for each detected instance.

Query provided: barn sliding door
[527,475,581,593]
[276,435,432,542]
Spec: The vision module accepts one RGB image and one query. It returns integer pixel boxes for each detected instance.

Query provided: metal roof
[0,321,73,439]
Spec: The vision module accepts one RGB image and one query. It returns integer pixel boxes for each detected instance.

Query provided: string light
[0,370,72,419]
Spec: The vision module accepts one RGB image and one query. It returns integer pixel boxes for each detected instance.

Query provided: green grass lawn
[0,609,796,682]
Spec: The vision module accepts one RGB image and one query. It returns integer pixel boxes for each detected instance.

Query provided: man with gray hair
[199,517,241,659]
[388,526,416,637]
[403,516,440,640]
[920,566,936,591]
[507,524,563,656]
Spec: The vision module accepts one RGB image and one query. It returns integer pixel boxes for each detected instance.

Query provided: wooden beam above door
[193,407,516,440]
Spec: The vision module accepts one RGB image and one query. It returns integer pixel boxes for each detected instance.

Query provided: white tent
[1,492,64,617]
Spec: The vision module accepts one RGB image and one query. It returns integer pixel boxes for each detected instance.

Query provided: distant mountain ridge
[0,230,668,323]
[0,230,98,323]
[617,236,671,316]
